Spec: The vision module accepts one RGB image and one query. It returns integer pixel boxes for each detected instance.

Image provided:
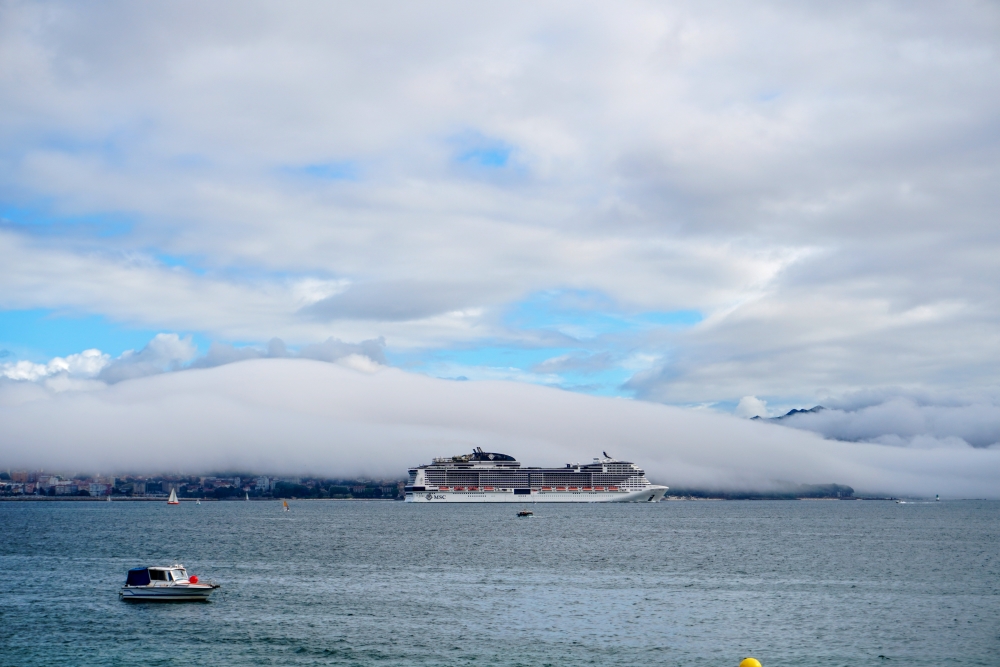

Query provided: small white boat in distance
[167,488,179,505]
[120,564,219,601]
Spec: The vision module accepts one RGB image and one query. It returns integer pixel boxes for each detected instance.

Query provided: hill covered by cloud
[2,358,997,498]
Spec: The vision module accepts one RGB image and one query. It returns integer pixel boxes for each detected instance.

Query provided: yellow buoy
[739,659,762,667]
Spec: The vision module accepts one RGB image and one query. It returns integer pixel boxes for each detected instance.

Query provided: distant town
[0,470,867,501]
[0,470,406,500]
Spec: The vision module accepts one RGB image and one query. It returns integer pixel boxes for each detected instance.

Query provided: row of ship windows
[426,486,622,493]
[427,477,642,486]
[427,471,639,478]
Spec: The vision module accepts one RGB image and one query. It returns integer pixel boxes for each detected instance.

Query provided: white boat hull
[406,486,667,503]
[119,584,217,601]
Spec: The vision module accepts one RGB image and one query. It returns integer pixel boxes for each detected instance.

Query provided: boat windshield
[172,570,187,580]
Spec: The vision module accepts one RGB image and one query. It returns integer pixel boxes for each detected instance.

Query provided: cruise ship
[405,448,667,503]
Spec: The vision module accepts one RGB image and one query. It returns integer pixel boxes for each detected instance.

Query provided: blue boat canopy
[125,568,151,586]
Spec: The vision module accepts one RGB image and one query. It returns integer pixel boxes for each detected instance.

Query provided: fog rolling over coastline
[1,358,997,498]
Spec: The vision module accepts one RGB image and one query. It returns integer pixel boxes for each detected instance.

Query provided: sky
[1,1,999,494]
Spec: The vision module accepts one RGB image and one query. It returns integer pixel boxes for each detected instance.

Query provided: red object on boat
[189,575,198,584]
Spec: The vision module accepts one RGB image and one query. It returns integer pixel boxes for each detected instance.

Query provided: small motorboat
[517,510,533,517]
[120,564,219,601]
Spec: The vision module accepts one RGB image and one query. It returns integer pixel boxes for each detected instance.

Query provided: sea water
[0,499,997,666]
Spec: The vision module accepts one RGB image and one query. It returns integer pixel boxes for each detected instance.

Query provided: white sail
[167,488,179,504]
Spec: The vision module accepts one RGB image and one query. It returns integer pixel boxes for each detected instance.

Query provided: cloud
[531,351,615,374]
[770,395,1000,449]
[1,349,109,381]
[3,333,387,386]
[298,337,386,365]
[188,341,267,369]
[735,395,769,419]
[302,282,487,322]
[97,333,197,383]
[0,359,997,498]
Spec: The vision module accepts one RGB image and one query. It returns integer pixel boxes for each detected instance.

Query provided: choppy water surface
[1,500,998,666]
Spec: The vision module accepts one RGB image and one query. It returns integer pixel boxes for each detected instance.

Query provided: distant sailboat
[167,488,180,505]
[196,498,201,505]
[245,492,250,501]
[107,495,112,502]
[282,500,290,512]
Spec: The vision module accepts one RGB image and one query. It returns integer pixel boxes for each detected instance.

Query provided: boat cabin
[125,566,190,586]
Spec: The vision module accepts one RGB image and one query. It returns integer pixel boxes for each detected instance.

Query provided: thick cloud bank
[1,359,997,498]
[769,395,1000,450]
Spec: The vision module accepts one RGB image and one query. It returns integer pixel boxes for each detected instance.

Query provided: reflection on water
[1,500,997,666]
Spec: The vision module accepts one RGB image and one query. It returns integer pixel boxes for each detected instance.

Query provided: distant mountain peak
[751,406,825,421]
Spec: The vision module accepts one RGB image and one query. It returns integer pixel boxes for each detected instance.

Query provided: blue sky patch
[1,203,136,238]
[381,290,702,397]
[451,131,514,169]
[389,343,636,397]
[0,309,208,362]
[292,161,359,180]
[459,145,511,168]
[504,289,702,339]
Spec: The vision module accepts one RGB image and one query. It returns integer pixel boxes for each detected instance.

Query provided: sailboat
[245,492,250,501]
[107,495,112,502]
[167,488,180,505]
[196,498,201,505]
[282,500,290,512]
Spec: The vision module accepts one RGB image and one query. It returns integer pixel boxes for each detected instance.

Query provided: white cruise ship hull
[406,486,667,503]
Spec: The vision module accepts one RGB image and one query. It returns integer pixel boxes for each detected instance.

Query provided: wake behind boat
[119,564,219,601]
[405,448,667,503]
